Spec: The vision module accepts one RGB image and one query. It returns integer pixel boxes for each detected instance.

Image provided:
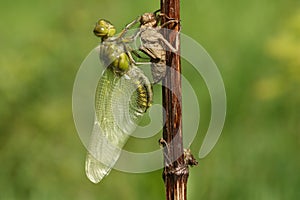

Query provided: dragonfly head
[94,19,116,38]
[140,13,158,28]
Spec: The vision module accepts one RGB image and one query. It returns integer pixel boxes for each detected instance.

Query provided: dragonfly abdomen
[128,66,153,113]
[135,79,152,111]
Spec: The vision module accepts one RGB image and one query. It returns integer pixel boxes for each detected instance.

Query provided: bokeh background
[1,0,300,199]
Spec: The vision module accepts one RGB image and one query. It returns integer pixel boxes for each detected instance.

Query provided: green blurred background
[1,0,300,199]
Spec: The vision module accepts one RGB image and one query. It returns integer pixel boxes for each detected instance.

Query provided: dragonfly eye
[94,19,116,37]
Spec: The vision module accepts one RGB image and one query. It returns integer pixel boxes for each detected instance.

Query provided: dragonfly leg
[118,17,141,38]
[131,50,151,60]
[127,50,152,66]
[157,14,180,52]
[158,35,179,53]
[160,19,179,29]
[153,9,161,16]
[139,46,160,60]
[157,12,180,28]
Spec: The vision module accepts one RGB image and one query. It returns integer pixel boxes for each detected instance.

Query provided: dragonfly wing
[85,66,152,183]
[85,120,122,183]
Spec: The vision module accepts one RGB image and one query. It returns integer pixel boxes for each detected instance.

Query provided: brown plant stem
[160,0,189,200]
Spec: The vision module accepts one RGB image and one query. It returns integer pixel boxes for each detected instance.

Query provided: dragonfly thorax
[100,40,130,76]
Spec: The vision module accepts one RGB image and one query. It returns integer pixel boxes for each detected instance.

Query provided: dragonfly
[85,19,152,184]
[119,10,179,83]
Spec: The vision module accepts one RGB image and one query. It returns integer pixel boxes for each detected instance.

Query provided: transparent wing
[85,66,152,183]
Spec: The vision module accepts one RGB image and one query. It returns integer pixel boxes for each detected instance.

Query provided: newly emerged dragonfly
[120,10,179,83]
[85,19,152,183]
